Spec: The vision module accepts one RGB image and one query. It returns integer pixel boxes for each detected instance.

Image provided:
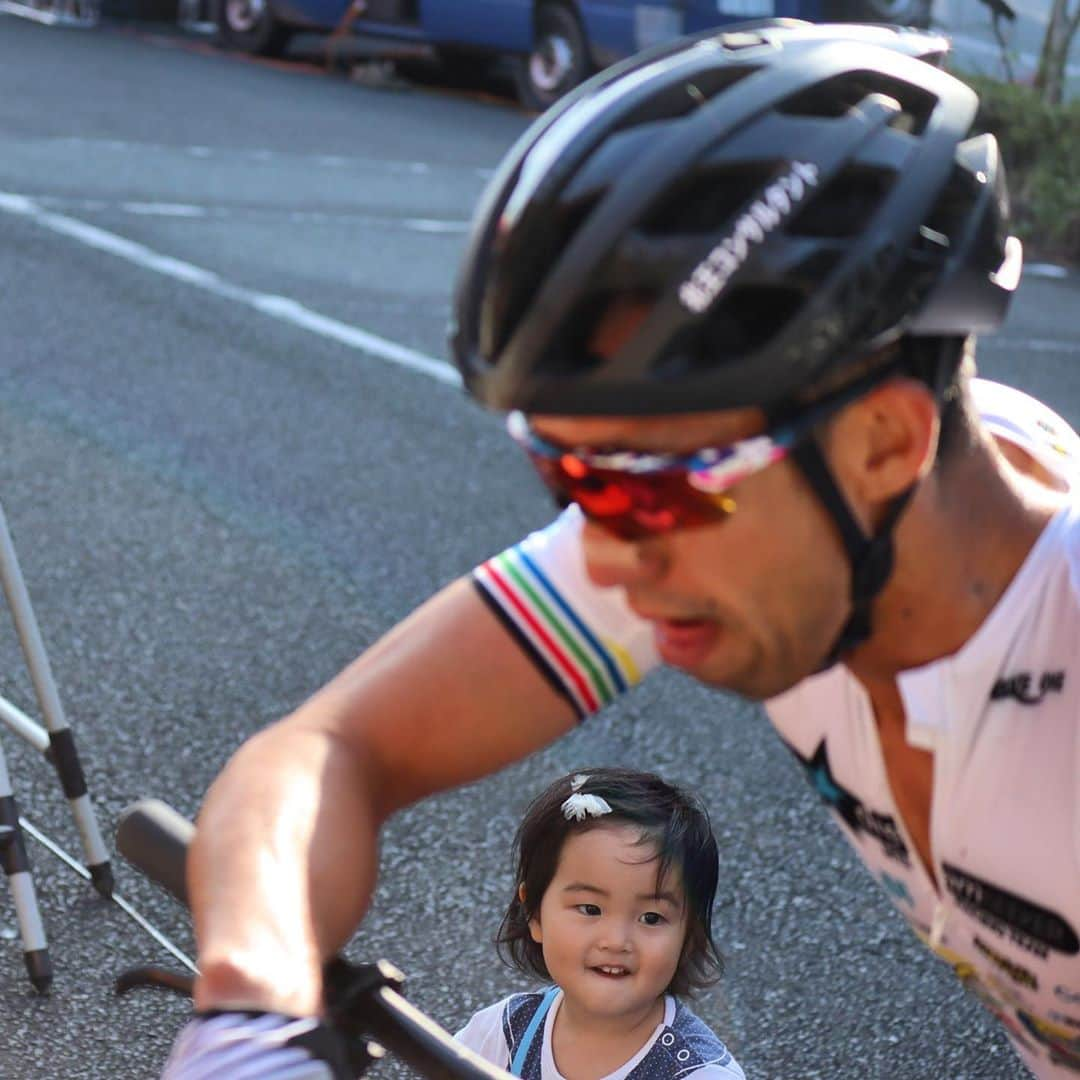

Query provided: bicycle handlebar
[115,799,513,1080]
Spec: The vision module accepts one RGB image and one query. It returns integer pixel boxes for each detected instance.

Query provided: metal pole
[0,500,112,896]
[0,741,51,992]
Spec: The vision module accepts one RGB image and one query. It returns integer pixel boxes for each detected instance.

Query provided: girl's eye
[576,904,602,917]
[640,911,667,926]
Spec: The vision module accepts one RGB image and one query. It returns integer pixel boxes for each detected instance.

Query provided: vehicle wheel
[217,0,293,55]
[821,0,933,27]
[513,2,591,112]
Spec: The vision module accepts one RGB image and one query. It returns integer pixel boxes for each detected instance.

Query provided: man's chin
[688,652,809,702]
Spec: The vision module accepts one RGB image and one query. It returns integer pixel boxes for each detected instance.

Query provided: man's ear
[831,377,939,507]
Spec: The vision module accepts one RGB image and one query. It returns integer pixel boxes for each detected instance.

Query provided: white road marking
[30,193,470,231]
[120,202,208,217]
[1026,263,1070,280]
[39,135,481,177]
[0,191,462,387]
[992,337,1080,355]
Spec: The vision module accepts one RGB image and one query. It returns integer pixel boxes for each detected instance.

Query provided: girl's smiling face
[528,823,689,1026]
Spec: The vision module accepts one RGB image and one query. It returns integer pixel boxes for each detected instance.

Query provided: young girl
[455,768,745,1079]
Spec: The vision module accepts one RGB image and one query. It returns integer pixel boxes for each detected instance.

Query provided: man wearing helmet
[163,23,1080,1080]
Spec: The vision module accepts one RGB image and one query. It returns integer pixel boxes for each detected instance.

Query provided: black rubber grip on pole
[0,797,29,875]
[115,799,193,906]
[24,948,52,993]
[47,728,88,800]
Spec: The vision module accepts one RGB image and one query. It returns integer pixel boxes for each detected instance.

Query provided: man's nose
[582,520,667,588]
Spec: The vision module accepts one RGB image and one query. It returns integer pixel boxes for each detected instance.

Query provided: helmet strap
[789,438,915,669]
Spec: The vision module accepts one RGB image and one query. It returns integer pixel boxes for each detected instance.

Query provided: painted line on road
[0,190,462,389]
[41,135,491,179]
[36,194,471,232]
[121,201,209,218]
[1026,262,1072,280]
[993,337,1080,355]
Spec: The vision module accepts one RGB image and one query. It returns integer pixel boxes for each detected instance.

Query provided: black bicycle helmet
[451,20,1020,417]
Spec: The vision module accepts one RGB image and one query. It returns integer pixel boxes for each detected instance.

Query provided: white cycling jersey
[472,379,1080,1079]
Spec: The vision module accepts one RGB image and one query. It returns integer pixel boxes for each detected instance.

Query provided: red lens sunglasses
[506,403,835,540]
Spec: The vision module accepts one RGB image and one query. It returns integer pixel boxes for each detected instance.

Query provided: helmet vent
[613,66,760,131]
[778,71,937,135]
[788,165,896,238]
[544,289,657,378]
[658,284,805,376]
[488,192,604,358]
[793,247,845,286]
[638,164,779,235]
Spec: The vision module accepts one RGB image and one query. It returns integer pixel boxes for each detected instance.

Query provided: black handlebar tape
[363,986,511,1080]
[115,799,193,906]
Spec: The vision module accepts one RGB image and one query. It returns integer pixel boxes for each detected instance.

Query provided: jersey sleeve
[472,506,659,719]
[453,999,511,1069]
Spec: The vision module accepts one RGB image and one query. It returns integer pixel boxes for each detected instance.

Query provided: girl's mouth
[591,965,631,978]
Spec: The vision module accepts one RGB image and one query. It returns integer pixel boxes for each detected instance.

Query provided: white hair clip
[561,774,613,822]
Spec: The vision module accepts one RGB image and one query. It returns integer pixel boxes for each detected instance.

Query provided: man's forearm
[188,722,378,1016]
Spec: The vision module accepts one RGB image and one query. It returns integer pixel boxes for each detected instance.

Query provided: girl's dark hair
[496,767,723,997]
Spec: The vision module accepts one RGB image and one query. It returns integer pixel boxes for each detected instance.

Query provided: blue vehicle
[217,0,933,108]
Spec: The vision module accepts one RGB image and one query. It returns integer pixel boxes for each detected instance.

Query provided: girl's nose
[596,918,633,952]
[581,520,667,589]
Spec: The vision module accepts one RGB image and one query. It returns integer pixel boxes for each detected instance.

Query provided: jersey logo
[973,935,1039,991]
[944,864,1080,959]
[879,871,914,908]
[990,670,1065,705]
[786,739,910,866]
[1049,1012,1080,1032]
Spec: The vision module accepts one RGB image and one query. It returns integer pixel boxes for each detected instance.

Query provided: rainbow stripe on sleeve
[473,546,642,718]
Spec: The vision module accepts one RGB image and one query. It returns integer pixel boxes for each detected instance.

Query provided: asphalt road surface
[0,17,1077,1080]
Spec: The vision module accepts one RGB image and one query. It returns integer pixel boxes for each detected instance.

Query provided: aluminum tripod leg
[0,738,52,992]
[0,500,112,896]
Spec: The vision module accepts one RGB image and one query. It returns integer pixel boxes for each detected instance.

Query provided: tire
[217,0,293,55]
[821,0,933,28]
[513,3,591,112]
